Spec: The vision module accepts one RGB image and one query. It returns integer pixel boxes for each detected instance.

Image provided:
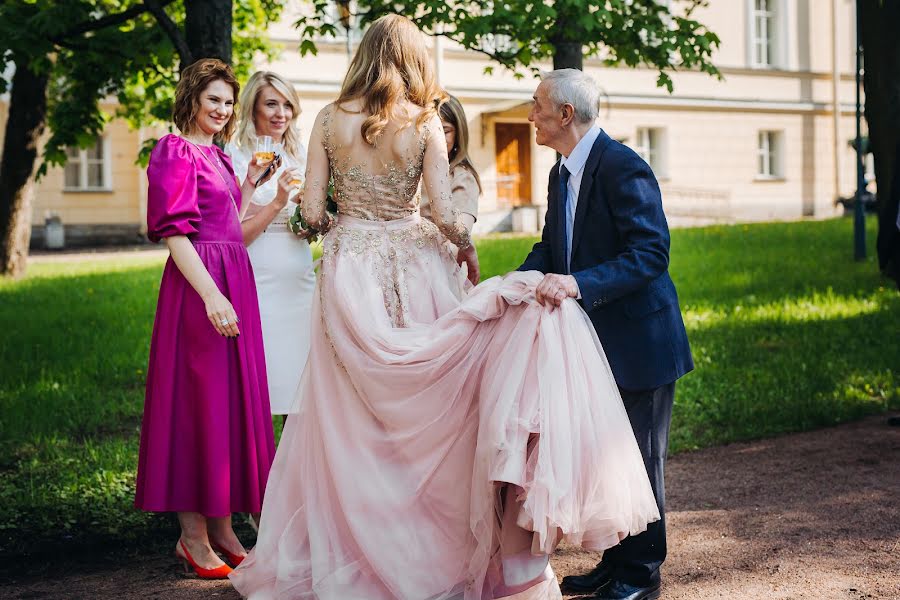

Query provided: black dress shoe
[560,561,614,594]
[591,579,661,600]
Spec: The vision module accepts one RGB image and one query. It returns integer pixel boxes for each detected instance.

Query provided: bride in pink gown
[229,14,659,600]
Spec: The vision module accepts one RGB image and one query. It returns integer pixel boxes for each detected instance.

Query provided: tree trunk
[0,61,49,278]
[553,41,583,71]
[185,0,233,65]
[860,0,900,284]
[550,12,584,71]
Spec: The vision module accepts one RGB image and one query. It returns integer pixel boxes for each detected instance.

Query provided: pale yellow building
[5,0,867,245]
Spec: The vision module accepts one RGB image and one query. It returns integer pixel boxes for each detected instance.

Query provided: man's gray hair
[540,69,600,124]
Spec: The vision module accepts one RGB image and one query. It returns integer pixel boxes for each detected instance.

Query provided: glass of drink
[255,135,275,166]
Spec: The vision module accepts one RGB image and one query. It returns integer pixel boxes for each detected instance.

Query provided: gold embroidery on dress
[314,103,470,327]
[316,270,347,373]
[322,221,443,327]
[321,105,425,223]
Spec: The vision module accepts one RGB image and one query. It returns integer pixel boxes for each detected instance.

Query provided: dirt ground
[3,414,898,600]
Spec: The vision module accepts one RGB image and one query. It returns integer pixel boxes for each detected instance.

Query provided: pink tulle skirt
[229,214,659,599]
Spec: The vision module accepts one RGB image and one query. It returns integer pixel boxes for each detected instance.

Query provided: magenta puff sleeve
[146,135,201,243]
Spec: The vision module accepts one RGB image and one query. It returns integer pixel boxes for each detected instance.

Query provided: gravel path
[4,414,898,599]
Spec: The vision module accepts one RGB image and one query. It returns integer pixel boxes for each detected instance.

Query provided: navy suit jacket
[519,130,693,391]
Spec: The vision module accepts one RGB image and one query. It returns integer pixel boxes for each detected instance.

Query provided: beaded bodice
[322,105,425,222]
[302,103,471,249]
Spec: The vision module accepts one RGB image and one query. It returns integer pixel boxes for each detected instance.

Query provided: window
[750,0,782,68]
[757,131,783,178]
[636,127,667,177]
[64,137,109,191]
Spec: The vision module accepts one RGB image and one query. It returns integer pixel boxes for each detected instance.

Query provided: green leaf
[300,38,319,56]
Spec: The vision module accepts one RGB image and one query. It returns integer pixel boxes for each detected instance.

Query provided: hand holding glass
[255,135,275,166]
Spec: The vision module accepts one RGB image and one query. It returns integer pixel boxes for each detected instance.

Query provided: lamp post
[853,0,867,261]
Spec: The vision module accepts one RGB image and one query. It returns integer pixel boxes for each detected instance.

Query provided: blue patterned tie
[559,164,571,273]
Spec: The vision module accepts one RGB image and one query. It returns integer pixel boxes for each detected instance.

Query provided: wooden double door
[495,123,532,207]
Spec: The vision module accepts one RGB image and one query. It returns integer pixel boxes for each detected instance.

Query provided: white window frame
[635,127,668,178]
[747,0,788,69]
[64,136,111,192]
[756,130,784,179]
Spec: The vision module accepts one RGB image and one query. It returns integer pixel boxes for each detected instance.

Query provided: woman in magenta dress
[134,59,289,579]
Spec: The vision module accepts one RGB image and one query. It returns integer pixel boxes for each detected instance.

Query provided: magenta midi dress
[134,134,275,517]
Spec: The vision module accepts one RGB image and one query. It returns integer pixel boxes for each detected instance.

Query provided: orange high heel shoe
[210,540,247,567]
[176,540,233,579]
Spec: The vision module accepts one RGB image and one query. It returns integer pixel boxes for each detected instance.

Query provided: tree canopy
[0,0,281,276]
[295,0,721,90]
[0,0,281,173]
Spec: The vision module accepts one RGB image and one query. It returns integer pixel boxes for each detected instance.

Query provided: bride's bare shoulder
[398,102,434,124]
[322,100,433,124]
[312,101,359,123]
[333,99,365,115]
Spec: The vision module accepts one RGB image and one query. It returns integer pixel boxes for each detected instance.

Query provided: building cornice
[276,38,857,82]
[289,78,857,116]
[598,94,857,115]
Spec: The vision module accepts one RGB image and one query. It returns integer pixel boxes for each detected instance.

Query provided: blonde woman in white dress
[226,71,315,419]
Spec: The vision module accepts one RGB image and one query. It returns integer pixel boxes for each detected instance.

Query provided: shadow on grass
[0,265,162,442]
[0,264,277,565]
[673,294,900,451]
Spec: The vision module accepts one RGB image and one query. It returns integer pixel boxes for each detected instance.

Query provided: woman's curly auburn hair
[173,59,240,144]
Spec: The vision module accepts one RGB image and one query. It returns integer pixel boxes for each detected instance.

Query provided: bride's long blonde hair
[336,14,445,145]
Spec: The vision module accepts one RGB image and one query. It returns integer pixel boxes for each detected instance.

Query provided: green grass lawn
[1,217,898,558]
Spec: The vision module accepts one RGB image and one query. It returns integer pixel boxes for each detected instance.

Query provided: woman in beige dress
[421,94,481,239]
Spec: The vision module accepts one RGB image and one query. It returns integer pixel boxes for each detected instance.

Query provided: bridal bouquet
[288,181,337,243]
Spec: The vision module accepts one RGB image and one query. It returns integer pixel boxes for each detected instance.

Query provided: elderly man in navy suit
[519,69,694,600]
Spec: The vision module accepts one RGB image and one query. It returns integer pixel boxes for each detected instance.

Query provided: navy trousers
[601,382,676,586]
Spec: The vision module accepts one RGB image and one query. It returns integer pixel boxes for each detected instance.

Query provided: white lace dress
[226,140,316,415]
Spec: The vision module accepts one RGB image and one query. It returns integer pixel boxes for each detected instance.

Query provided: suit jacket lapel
[570,130,612,259]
